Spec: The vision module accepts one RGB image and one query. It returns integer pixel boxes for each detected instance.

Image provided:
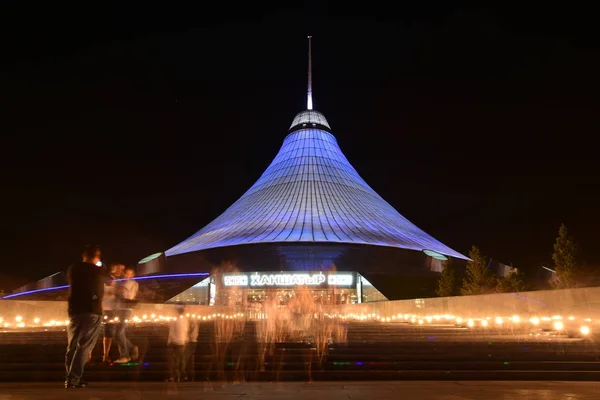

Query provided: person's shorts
[103,311,117,338]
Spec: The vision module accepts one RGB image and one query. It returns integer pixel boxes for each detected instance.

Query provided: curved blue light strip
[1,273,210,299]
[166,115,467,261]
[112,272,209,282]
[2,285,70,299]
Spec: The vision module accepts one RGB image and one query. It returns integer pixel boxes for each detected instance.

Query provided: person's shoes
[131,346,139,361]
[102,357,112,363]
[113,357,131,363]
[65,380,87,388]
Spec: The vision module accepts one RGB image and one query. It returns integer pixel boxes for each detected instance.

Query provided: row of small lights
[0,313,594,335]
[0,313,247,328]
[0,315,70,328]
[104,312,247,323]
[323,313,593,336]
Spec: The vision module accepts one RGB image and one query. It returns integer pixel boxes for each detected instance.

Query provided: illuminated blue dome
[166,110,467,260]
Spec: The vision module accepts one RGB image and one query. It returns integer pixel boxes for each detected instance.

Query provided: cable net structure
[166,109,466,261]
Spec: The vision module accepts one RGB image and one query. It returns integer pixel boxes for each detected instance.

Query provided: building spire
[307,35,313,110]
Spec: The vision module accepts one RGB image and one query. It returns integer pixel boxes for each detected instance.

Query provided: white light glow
[553,321,564,330]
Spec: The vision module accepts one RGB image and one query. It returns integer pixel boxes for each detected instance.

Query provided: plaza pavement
[0,381,598,400]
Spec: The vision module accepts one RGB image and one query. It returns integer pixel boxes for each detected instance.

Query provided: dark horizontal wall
[327,286,600,323]
[3,276,205,303]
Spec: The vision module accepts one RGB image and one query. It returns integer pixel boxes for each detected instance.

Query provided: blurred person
[101,263,121,363]
[113,266,139,363]
[65,244,104,388]
[167,305,189,382]
[116,263,125,279]
[183,314,200,381]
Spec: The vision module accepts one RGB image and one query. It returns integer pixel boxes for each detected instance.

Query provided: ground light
[553,321,564,331]
[580,326,591,335]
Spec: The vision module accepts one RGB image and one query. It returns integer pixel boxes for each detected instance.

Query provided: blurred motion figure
[101,263,121,363]
[167,305,189,382]
[65,244,104,388]
[113,266,139,363]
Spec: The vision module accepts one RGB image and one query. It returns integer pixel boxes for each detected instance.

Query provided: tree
[436,257,458,297]
[551,223,580,289]
[460,246,497,295]
[496,268,528,293]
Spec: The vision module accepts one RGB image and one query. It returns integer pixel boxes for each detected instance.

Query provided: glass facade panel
[166,277,211,305]
[359,275,388,303]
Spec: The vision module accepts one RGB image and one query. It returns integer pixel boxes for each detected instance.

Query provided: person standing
[183,315,200,381]
[167,305,189,382]
[65,244,104,389]
[113,266,139,363]
[101,263,121,363]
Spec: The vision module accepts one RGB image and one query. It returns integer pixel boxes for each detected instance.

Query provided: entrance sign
[223,275,249,286]
[221,272,355,287]
[250,273,325,286]
[327,274,353,285]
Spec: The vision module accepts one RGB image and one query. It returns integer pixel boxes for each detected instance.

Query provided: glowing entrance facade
[167,271,387,307]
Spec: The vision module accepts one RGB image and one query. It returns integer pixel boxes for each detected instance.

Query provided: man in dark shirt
[64,244,104,389]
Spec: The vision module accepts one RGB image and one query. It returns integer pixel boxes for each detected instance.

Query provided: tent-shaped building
[166,108,464,260]
[162,38,467,305]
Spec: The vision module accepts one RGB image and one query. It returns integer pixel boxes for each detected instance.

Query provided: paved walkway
[0,381,598,399]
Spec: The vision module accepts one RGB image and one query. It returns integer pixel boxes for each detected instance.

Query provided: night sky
[1,3,599,285]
